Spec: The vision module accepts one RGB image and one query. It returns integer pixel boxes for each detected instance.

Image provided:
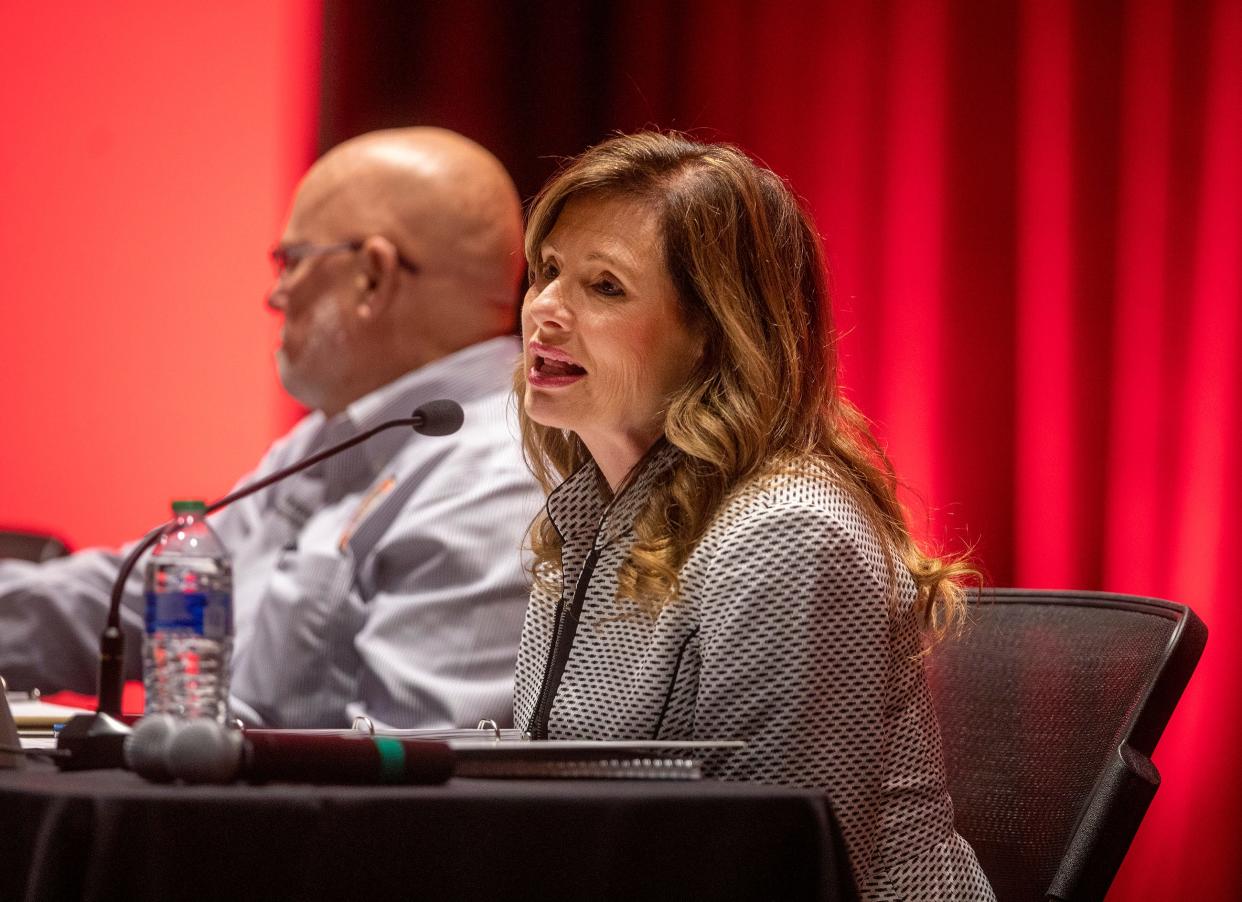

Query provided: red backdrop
[691,4,1242,897]
[3,1,1240,898]
[0,1,319,547]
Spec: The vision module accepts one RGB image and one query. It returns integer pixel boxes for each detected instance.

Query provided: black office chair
[0,529,71,563]
[924,588,1207,902]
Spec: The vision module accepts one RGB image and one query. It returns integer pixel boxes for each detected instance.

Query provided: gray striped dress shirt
[0,336,543,729]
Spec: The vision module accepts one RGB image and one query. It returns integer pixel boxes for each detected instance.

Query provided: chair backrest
[0,529,71,563]
[925,588,1206,902]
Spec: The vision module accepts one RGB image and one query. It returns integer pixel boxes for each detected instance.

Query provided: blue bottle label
[145,591,233,638]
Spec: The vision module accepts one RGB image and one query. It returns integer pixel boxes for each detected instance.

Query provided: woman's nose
[525,282,570,329]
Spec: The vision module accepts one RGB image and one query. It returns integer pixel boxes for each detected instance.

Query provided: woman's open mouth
[528,340,587,388]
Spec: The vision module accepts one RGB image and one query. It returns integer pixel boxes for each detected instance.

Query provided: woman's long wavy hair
[518,131,975,636]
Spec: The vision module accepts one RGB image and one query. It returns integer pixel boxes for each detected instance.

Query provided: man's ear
[356,235,402,318]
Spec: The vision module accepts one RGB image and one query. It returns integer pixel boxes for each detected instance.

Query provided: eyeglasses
[269,239,420,279]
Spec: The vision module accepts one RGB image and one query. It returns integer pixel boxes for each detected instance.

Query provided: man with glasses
[0,128,542,730]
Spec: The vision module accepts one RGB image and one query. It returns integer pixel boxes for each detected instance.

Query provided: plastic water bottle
[143,499,233,722]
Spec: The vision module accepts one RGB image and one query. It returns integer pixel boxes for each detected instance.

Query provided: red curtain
[687,2,1242,897]
[685,4,1242,897]
[321,0,1241,896]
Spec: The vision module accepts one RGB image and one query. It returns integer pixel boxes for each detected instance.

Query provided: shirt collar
[315,335,521,479]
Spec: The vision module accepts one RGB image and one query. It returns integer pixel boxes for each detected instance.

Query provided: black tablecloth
[0,762,850,901]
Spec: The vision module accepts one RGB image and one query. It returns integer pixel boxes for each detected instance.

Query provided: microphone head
[166,719,245,784]
[411,399,464,437]
[124,713,181,782]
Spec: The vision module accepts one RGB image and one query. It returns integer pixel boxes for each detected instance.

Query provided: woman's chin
[523,391,578,432]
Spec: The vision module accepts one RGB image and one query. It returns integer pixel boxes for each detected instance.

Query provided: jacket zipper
[527,529,605,739]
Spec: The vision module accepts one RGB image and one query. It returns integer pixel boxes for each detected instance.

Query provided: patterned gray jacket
[513,443,996,901]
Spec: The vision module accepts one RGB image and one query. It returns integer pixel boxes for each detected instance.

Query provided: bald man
[0,129,543,730]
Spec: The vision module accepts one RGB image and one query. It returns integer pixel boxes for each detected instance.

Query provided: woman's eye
[594,278,623,297]
[529,261,558,285]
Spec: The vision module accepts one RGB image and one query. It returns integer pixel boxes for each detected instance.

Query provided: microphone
[409,398,464,436]
[125,716,454,786]
[57,399,464,770]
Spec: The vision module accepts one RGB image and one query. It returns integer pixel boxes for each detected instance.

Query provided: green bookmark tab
[373,736,406,783]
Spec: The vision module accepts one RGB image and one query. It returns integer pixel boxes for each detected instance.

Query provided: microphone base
[54,712,132,771]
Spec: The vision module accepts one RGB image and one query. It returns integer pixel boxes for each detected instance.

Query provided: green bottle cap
[171,500,207,514]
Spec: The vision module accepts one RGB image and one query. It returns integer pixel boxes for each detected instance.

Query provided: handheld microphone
[125,717,454,786]
[58,400,464,770]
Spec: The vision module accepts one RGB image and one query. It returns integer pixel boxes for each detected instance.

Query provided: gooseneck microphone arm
[97,523,168,717]
[94,400,463,718]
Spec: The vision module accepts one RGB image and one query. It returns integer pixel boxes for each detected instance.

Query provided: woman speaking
[512,131,995,900]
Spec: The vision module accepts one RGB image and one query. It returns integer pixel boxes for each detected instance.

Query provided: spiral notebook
[447,738,743,780]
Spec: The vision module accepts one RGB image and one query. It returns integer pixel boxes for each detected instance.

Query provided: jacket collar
[546,439,681,549]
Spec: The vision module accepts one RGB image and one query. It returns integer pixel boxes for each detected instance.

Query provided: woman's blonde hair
[518,131,975,635]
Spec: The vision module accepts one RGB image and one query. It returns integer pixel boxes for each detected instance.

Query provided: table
[0,762,850,901]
